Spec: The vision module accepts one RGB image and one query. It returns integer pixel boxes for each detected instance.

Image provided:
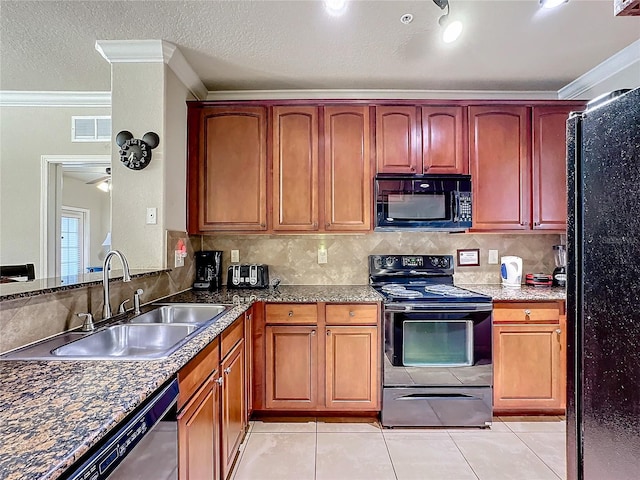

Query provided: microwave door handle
[453,191,460,222]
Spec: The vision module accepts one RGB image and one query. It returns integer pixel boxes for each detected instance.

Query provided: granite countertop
[459,284,566,301]
[0,285,381,480]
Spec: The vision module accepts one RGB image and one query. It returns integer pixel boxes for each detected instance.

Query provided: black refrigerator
[567,86,640,480]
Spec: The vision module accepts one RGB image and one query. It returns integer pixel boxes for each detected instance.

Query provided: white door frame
[40,155,110,278]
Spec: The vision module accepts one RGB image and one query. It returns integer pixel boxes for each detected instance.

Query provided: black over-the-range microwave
[374,174,472,232]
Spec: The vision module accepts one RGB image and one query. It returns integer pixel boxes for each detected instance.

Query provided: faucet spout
[102,250,131,319]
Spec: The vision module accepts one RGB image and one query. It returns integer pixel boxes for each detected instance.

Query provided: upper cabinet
[272,106,319,231]
[469,104,582,232]
[376,105,467,175]
[324,106,371,231]
[187,106,268,233]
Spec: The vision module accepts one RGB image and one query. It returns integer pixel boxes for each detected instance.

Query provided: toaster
[227,264,270,289]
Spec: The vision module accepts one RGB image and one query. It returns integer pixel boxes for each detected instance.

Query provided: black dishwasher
[61,378,179,480]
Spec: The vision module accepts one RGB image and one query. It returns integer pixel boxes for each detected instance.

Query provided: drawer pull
[311,329,316,336]
[288,311,294,317]
[327,330,331,336]
[215,377,224,385]
[556,329,562,336]
[349,311,355,317]
[224,367,232,375]
[524,309,531,315]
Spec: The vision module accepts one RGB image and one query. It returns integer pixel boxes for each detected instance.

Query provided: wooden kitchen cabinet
[469,104,582,232]
[493,301,566,414]
[325,326,379,410]
[178,374,220,480]
[259,302,380,413]
[187,106,268,233]
[469,105,531,231]
[221,338,246,479]
[272,106,319,231]
[376,105,466,175]
[324,106,372,231]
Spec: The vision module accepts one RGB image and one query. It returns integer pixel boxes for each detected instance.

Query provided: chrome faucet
[102,250,131,319]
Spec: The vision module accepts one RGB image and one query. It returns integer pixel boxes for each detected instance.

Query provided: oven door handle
[384,302,493,313]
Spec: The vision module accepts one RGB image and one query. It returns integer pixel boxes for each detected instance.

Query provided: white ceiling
[0,0,638,93]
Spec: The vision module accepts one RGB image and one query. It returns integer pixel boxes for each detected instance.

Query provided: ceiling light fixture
[433,0,463,44]
[539,0,569,9]
[96,179,111,192]
[324,0,348,17]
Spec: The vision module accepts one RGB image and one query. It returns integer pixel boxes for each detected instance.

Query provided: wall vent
[72,116,111,142]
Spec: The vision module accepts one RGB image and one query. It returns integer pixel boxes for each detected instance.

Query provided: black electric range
[370,255,493,428]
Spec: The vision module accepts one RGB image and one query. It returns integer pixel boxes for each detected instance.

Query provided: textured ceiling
[1,0,638,93]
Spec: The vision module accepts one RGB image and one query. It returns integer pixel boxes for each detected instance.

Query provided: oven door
[384,303,492,368]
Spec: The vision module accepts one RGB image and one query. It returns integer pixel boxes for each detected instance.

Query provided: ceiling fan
[85,167,111,185]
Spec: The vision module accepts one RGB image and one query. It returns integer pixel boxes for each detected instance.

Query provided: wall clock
[115,131,160,170]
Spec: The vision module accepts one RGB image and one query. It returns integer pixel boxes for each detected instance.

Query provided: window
[71,116,111,142]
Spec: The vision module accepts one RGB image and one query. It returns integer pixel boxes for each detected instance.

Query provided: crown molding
[205,89,560,101]
[558,39,640,100]
[0,91,111,107]
[95,40,207,100]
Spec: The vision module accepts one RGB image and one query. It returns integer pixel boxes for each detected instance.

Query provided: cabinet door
[190,106,267,232]
[421,106,467,174]
[375,106,420,173]
[469,106,530,230]
[324,106,371,231]
[325,326,380,410]
[265,325,318,409]
[493,323,565,411]
[532,106,573,231]
[272,106,319,231]
[178,376,220,480]
[221,340,246,479]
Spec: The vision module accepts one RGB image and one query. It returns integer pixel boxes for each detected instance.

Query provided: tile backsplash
[203,232,562,285]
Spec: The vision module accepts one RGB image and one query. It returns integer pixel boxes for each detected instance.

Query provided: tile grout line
[446,429,481,480]
[510,429,564,480]
[380,427,400,480]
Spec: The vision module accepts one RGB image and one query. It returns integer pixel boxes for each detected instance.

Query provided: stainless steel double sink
[0,304,229,361]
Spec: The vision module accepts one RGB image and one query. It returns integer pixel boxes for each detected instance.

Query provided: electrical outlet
[488,250,499,264]
[231,250,239,263]
[318,247,328,264]
[146,207,157,225]
[174,251,184,268]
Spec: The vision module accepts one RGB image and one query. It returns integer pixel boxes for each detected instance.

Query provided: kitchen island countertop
[0,285,380,480]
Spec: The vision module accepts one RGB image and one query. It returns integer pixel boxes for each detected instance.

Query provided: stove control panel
[369,255,453,275]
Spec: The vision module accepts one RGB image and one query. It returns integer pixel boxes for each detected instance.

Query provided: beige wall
[204,232,562,285]
[0,106,110,273]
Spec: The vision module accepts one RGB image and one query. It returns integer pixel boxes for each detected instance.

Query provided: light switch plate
[488,250,499,264]
[231,250,239,263]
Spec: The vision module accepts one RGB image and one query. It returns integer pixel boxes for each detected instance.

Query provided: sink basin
[50,324,198,360]
[130,304,228,325]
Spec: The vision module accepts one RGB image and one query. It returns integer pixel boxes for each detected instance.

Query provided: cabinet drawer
[265,303,318,324]
[178,338,219,410]
[221,315,244,360]
[325,304,379,325]
[493,302,560,324]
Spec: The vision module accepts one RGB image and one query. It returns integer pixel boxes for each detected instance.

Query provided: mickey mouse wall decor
[115,131,160,170]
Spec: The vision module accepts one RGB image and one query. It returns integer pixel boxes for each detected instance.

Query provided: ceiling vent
[72,116,111,142]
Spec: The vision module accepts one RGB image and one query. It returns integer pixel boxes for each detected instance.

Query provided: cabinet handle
[410,167,416,172]
[524,309,531,316]
[534,222,540,227]
[556,329,562,336]
[349,311,355,317]
[311,329,316,336]
[215,377,224,385]
[288,311,294,317]
[261,223,266,227]
[224,367,232,375]
[313,222,318,228]
[327,330,331,336]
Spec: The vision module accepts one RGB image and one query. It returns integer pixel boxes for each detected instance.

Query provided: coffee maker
[193,250,223,291]
[552,245,567,287]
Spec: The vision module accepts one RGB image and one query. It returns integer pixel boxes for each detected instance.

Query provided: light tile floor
[232,416,566,480]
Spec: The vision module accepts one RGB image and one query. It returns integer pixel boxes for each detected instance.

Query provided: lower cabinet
[177,312,249,480]
[178,373,220,480]
[261,302,381,412]
[493,301,566,413]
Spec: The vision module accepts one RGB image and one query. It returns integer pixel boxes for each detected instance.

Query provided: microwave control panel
[457,192,472,222]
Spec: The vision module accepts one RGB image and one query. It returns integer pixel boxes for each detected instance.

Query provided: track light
[433,0,462,43]
[539,0,569,9]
